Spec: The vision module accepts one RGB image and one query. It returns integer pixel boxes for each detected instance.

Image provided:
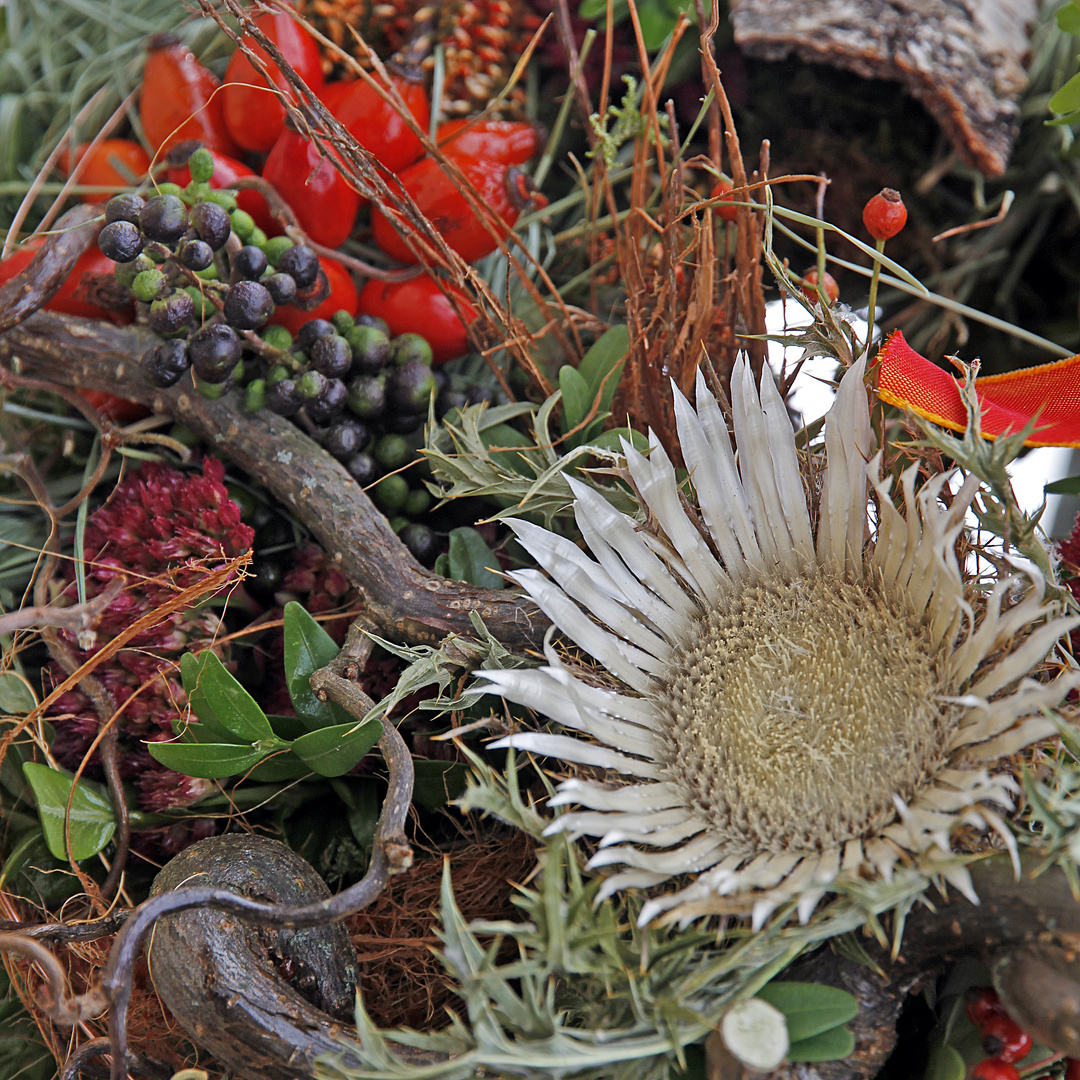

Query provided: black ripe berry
[224,280,273,330]
[140,339,190,387]
[346,324,391,374]
[189,322,243,382]
[345,452,379,486]
[247,558,284,601]
[98,221,144,263]
[276,244,319,288]
[436,387,468,419]
[264,273,297,305]
[178,239,214,272]
[105,193,146,226]
[400,522,438,566]
[232,244,268,281]
[388,360,437,415]
[311,334,353,379]
[266,379,303,416]
[139,194,189,245]
[306,378,348,425]
[148,291,195,335]
[296,318,336,351]
[322,417,370,460]
[189,201,232,251]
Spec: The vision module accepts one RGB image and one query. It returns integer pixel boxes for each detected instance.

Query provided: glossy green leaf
[22,763,116,860]
[923,1042,966,1080]
[248,752,312,782]
[180,652,239,742]
[786,1025,855,1062]
[448,527,504,590]
[559,364,592,434]
[757,981,858,1042]
[189,651,273,742]
[291,720,381,777]
[283,601,351,730]
[1051,71,1080,115]
[1058,2,1080,35]
[267,713,310,740]
[1045,474,1080,496]
[0,672,35,714]
[147,741,266,779]
[413,760,467,810]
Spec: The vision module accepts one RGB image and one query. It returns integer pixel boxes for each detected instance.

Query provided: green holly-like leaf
[283,601,353,730]
[447,527,505,590]
[756,981,858,1042]
[291,720,382,777]
[22,763,116,860]
[146,741,266,779]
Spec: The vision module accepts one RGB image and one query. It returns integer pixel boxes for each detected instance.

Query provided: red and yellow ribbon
[876,329,1080,448]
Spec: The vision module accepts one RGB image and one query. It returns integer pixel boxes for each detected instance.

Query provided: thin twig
[0,577,124,637]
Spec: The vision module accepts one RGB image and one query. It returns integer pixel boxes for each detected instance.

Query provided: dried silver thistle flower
[478,357,1080,928]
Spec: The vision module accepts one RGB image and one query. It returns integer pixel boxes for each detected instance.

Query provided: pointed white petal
[489,732,661,777]
[595,869,672,905]
[672,380,747,579]
[730,358,796,573]
[969,616,1080,699]
[758,362,816,565]
[622,431,727,601]
[693,368,764,572]
[961,714,1060,761]
[586,833,727,874]
[548,779,685,811]
[600,817,707,849]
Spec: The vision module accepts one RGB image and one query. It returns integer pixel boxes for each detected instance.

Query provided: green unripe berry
[232,359,246,384]
[114,252,154,288]
[261,325,293,352]
[248,226,268,249]
[263,236,294,266]
[245,379,267,412]
[331,310,354,333]
[389,516,409,533]
[184,285,215,319]
[403,488,431,517]
[230,209,255,241]
[204,189,238,213]
[373,474,409,513]
[196,378,229,399]
[391,332,433,367]
[374,433,410,470]
[188,147,215,184]
[195,263,219,281]
[266,363,291,386]
[155,181,184,198]
[131,268,168,303]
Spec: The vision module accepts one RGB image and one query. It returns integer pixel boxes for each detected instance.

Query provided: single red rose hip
[971,1060,1019,1080]
[710,177,739,222]
[862,188,907,241]
[965,987,1005,1029]
[799,267,839,304]
[980,1014,1032,1064]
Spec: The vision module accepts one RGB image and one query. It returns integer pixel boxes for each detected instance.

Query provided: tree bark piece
[727,0,1037,176]
[0,310,547,652]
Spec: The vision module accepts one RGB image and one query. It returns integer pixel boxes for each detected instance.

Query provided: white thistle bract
[478,358,1080,929]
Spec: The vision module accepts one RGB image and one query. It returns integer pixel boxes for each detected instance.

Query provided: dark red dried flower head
[47,458,252,843]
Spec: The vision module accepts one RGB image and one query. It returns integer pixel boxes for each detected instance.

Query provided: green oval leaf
[147,741,266,779]
[756,981,858,1043]
[22,763,116,861]
[180,652,240,742]
[923,1043,967,1080]
[283,601,352,730]
[189,651,273,742]
[291,720,382,777]
[1051,71,1080,115]
[0,672,36,714]
[448,527,504,590]
[248,752,313,782]
[1058,3,1080,36]
[559,364,592,434]
[786,1025,855,1063]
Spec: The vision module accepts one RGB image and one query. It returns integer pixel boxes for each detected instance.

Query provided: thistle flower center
[657,573,954,855]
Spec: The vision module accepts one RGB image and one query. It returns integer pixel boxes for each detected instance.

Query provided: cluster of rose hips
[965,986,1064,1080]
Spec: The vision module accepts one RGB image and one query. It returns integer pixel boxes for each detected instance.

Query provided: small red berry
[862,187,907,242]
[980,1014,1033,1064]
[710,177,739,222]
[971,1060,1019,1080]
[799,267,839,305]
[1065,1058,1080,1080]
[965,987,1005,1029]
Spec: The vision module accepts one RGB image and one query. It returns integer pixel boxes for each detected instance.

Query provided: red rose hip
[862,188,907,241]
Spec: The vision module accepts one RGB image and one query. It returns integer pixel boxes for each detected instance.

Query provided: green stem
[864,237,886,353]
